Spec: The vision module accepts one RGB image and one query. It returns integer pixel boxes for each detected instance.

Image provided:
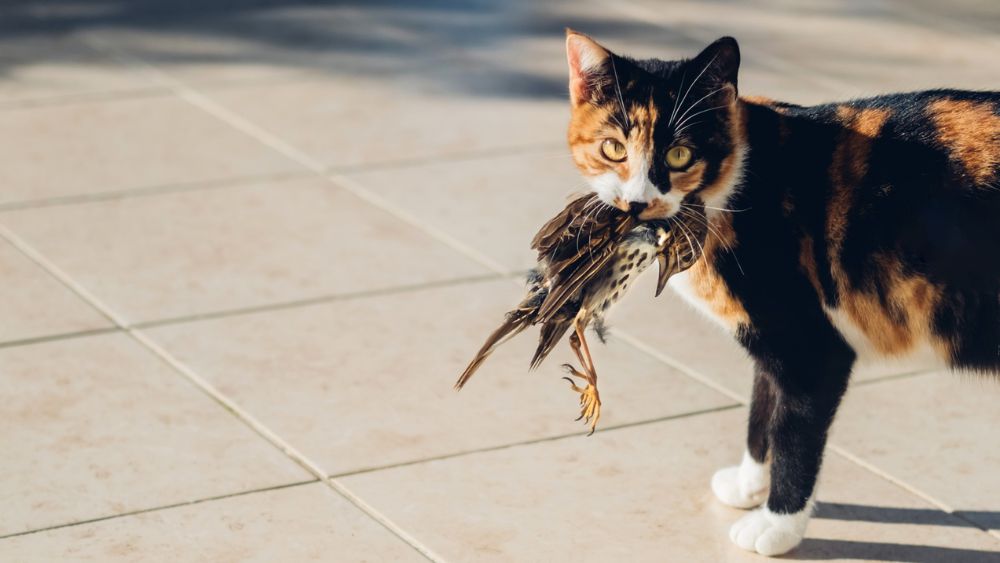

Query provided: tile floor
[0,0,998,561]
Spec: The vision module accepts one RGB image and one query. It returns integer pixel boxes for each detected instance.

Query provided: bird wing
[454,304,537,390]
[537,212,635,320]
[530,193,597,256]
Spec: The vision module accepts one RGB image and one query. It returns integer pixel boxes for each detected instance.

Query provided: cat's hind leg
[712,368,774,508]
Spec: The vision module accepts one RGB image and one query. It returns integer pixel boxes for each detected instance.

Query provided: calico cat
[563,29,1000,556]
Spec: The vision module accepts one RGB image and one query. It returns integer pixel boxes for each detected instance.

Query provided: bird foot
[561,364,602,435]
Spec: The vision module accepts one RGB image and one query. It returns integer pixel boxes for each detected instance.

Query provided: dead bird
[455,193,707,434]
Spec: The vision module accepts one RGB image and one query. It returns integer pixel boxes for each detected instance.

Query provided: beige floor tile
[1,177,488,323]
[341,408,1000,562]
[349,150,585,272]
[80,3,460,87]
[628,0,1000,95]
[0,483,423,562]
[0,333,309,536]
[0,34,158,106]
[144,280,736,475]
[0,95,299,206]
[833,372,1000,533]
[614,273,755,399]
[895,0,1000,36]
[205,69,567,169]
[0,239,111,343]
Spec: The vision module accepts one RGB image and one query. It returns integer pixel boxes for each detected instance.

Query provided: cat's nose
[628,201,648,216]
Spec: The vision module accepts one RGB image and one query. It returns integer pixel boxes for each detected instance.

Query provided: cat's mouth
[611,196,674,221]
[638,199,674,220]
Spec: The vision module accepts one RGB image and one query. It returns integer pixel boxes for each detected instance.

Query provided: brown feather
[454,306,535,389]
[530,313,573,369]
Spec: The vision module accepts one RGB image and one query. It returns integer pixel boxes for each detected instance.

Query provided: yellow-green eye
[666,145,692,169]
[600,139,627,162]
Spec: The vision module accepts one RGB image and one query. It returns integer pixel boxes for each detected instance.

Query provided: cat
[563,29,1000,556]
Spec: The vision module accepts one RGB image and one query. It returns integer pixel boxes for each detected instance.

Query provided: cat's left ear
[689,36,740,101]
[565,29,612,106]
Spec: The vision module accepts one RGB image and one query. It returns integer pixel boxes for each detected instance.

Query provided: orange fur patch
[837,256,944,356]
[638,198,673,220]
[669,161,706,192]
[928,98,1000,186]
[698,101,748,206]
[827,106,890,271]
[685,213,748,328]
[798,235,824,299]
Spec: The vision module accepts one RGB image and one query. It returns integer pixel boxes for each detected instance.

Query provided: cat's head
[565,30,746,221]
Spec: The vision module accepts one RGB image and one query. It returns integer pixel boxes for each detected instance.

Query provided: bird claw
[561,364,602,435]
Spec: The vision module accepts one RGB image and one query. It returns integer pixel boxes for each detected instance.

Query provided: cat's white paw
[728,505,811,556]
[711,451,769,509]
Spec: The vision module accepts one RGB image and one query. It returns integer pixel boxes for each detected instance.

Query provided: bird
[454,193,707,434]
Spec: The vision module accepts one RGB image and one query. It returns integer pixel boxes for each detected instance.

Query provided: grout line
[0,273,518,350]
[332,403,743,480]
[0,479,319,541]
[851,368,938,387]
[0,147,564,215]
[613,331,749,404]
[325,173,512,274]
[0,86,174,113]
[324,142,567,176]
[0,170,314,213]
[133,272,519,329]
[0,326,121,350]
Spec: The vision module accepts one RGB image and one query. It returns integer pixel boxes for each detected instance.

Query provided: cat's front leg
[726,339,853,556]
[712,367,774,508]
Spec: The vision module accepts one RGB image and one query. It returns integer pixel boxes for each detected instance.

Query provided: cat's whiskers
[588,202,613,261]
[606,111,628,133]
[610,57,632,131]
[673,86,728,132]
[574,197,605,257]
[674,104,730,133]
[680,205,745,276]
[673,121,702,138]
[547,184,597,266]
[669,54,719,128]
[668,70,688,128]
[672,215,701,268]
[700,204,751,213]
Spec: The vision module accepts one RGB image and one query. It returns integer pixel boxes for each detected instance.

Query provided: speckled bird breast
[585,225,664,316]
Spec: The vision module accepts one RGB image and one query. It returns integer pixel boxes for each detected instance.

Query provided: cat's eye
[666,145,693,169]
[600,139,627,162]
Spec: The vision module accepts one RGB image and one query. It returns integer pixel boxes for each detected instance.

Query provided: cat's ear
[565,29,611,106]
[689,36,741,101]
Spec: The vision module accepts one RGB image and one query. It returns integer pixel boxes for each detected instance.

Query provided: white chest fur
[667,269,738,332]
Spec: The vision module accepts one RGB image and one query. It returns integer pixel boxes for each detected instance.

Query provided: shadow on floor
[796,502,1000,562]
[0,0,685,101]
[792,538,999,563]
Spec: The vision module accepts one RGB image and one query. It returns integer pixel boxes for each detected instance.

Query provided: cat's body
[563,30,998,556]
[673,90,1000,373]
